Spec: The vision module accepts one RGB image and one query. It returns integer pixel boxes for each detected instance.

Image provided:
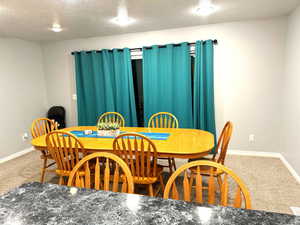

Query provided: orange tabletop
[31,126,215,159]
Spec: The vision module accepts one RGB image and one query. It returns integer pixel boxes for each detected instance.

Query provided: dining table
[0,182,299,225]
[31,126,215,159]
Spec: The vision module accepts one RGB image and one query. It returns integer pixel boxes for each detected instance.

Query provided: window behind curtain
[131,59,144,127]
[131,56,195,127]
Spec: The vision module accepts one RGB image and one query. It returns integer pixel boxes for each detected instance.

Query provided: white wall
[282,6,300,175]
[42,17,287,153]
[0,38,47,158]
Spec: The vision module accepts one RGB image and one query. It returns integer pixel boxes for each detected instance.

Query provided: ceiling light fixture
[51,23,63,32]
[111,0,135,26]
[195,0,218,16]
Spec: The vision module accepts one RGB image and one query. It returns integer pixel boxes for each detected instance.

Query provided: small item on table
[96,122,120,137]
[84,130,93,135]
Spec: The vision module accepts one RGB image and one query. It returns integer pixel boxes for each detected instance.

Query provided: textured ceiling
[0,0,299,42]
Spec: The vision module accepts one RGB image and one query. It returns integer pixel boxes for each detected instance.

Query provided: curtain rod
[71,39,218,55]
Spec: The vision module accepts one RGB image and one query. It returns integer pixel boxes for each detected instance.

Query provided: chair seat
[56,169,85,176]
[55,157,89,176]
[131,166,163,184]
[188,156,213,163]
[188,158,223,176]
[190,164,224,176]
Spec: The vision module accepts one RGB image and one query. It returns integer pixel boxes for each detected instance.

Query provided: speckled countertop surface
[0,182,298,225]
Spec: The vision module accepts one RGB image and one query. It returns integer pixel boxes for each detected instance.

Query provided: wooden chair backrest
[67,152,134,194]
[45,131,86,173]
[113,133,158,178]
[148,112,179,128]
[31,118,57,138]
[163,160,251,209]
[97,112,125,127]
[212,121,233,164]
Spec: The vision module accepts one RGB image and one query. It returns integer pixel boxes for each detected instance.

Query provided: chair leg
[189,173,195,192]
[217,175,222,189]
[59,176,64,185]
[40,156,48,183]
[159,174,165,193]
[171,158,177,171]
[167,158,173,174]
[148,184,154,197]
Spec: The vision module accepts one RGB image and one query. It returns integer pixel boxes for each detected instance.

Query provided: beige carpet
[0,151,299,215]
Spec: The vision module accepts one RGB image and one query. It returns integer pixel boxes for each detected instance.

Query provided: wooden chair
[45,131,87,185]
[97,112,125,127]
[163,160,251,209]
[67,152,134,194]
[148,112,179,128]
[210,121,233,165]
[31,118,58,183]
[113,133,164,197]
[189,121,233,185]
[148,112,179,173]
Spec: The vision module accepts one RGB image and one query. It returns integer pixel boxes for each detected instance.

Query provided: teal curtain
[193,40,217,151]
[74,48,137,126]
[143,43,193,128]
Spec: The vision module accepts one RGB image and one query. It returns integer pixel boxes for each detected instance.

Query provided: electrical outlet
[22,132,29,141]
[249,134,255,142]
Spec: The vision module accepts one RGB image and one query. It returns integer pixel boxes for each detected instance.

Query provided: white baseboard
[228,149,300,184]
[278,154,300,184]
[290,207,300,216]
[0,147,34,164]
[227,149,281,158]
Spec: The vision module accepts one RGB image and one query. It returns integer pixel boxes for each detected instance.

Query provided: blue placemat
[70,130,170,141]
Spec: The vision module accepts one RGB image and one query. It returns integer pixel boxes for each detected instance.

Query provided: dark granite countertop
[0,182,298,225]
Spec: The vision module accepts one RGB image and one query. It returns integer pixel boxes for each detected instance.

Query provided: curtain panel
[142,42,193,128]
[74,48,137,126]
[193,40,217,150]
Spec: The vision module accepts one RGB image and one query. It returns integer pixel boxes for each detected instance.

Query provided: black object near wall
[47,106,66,129]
